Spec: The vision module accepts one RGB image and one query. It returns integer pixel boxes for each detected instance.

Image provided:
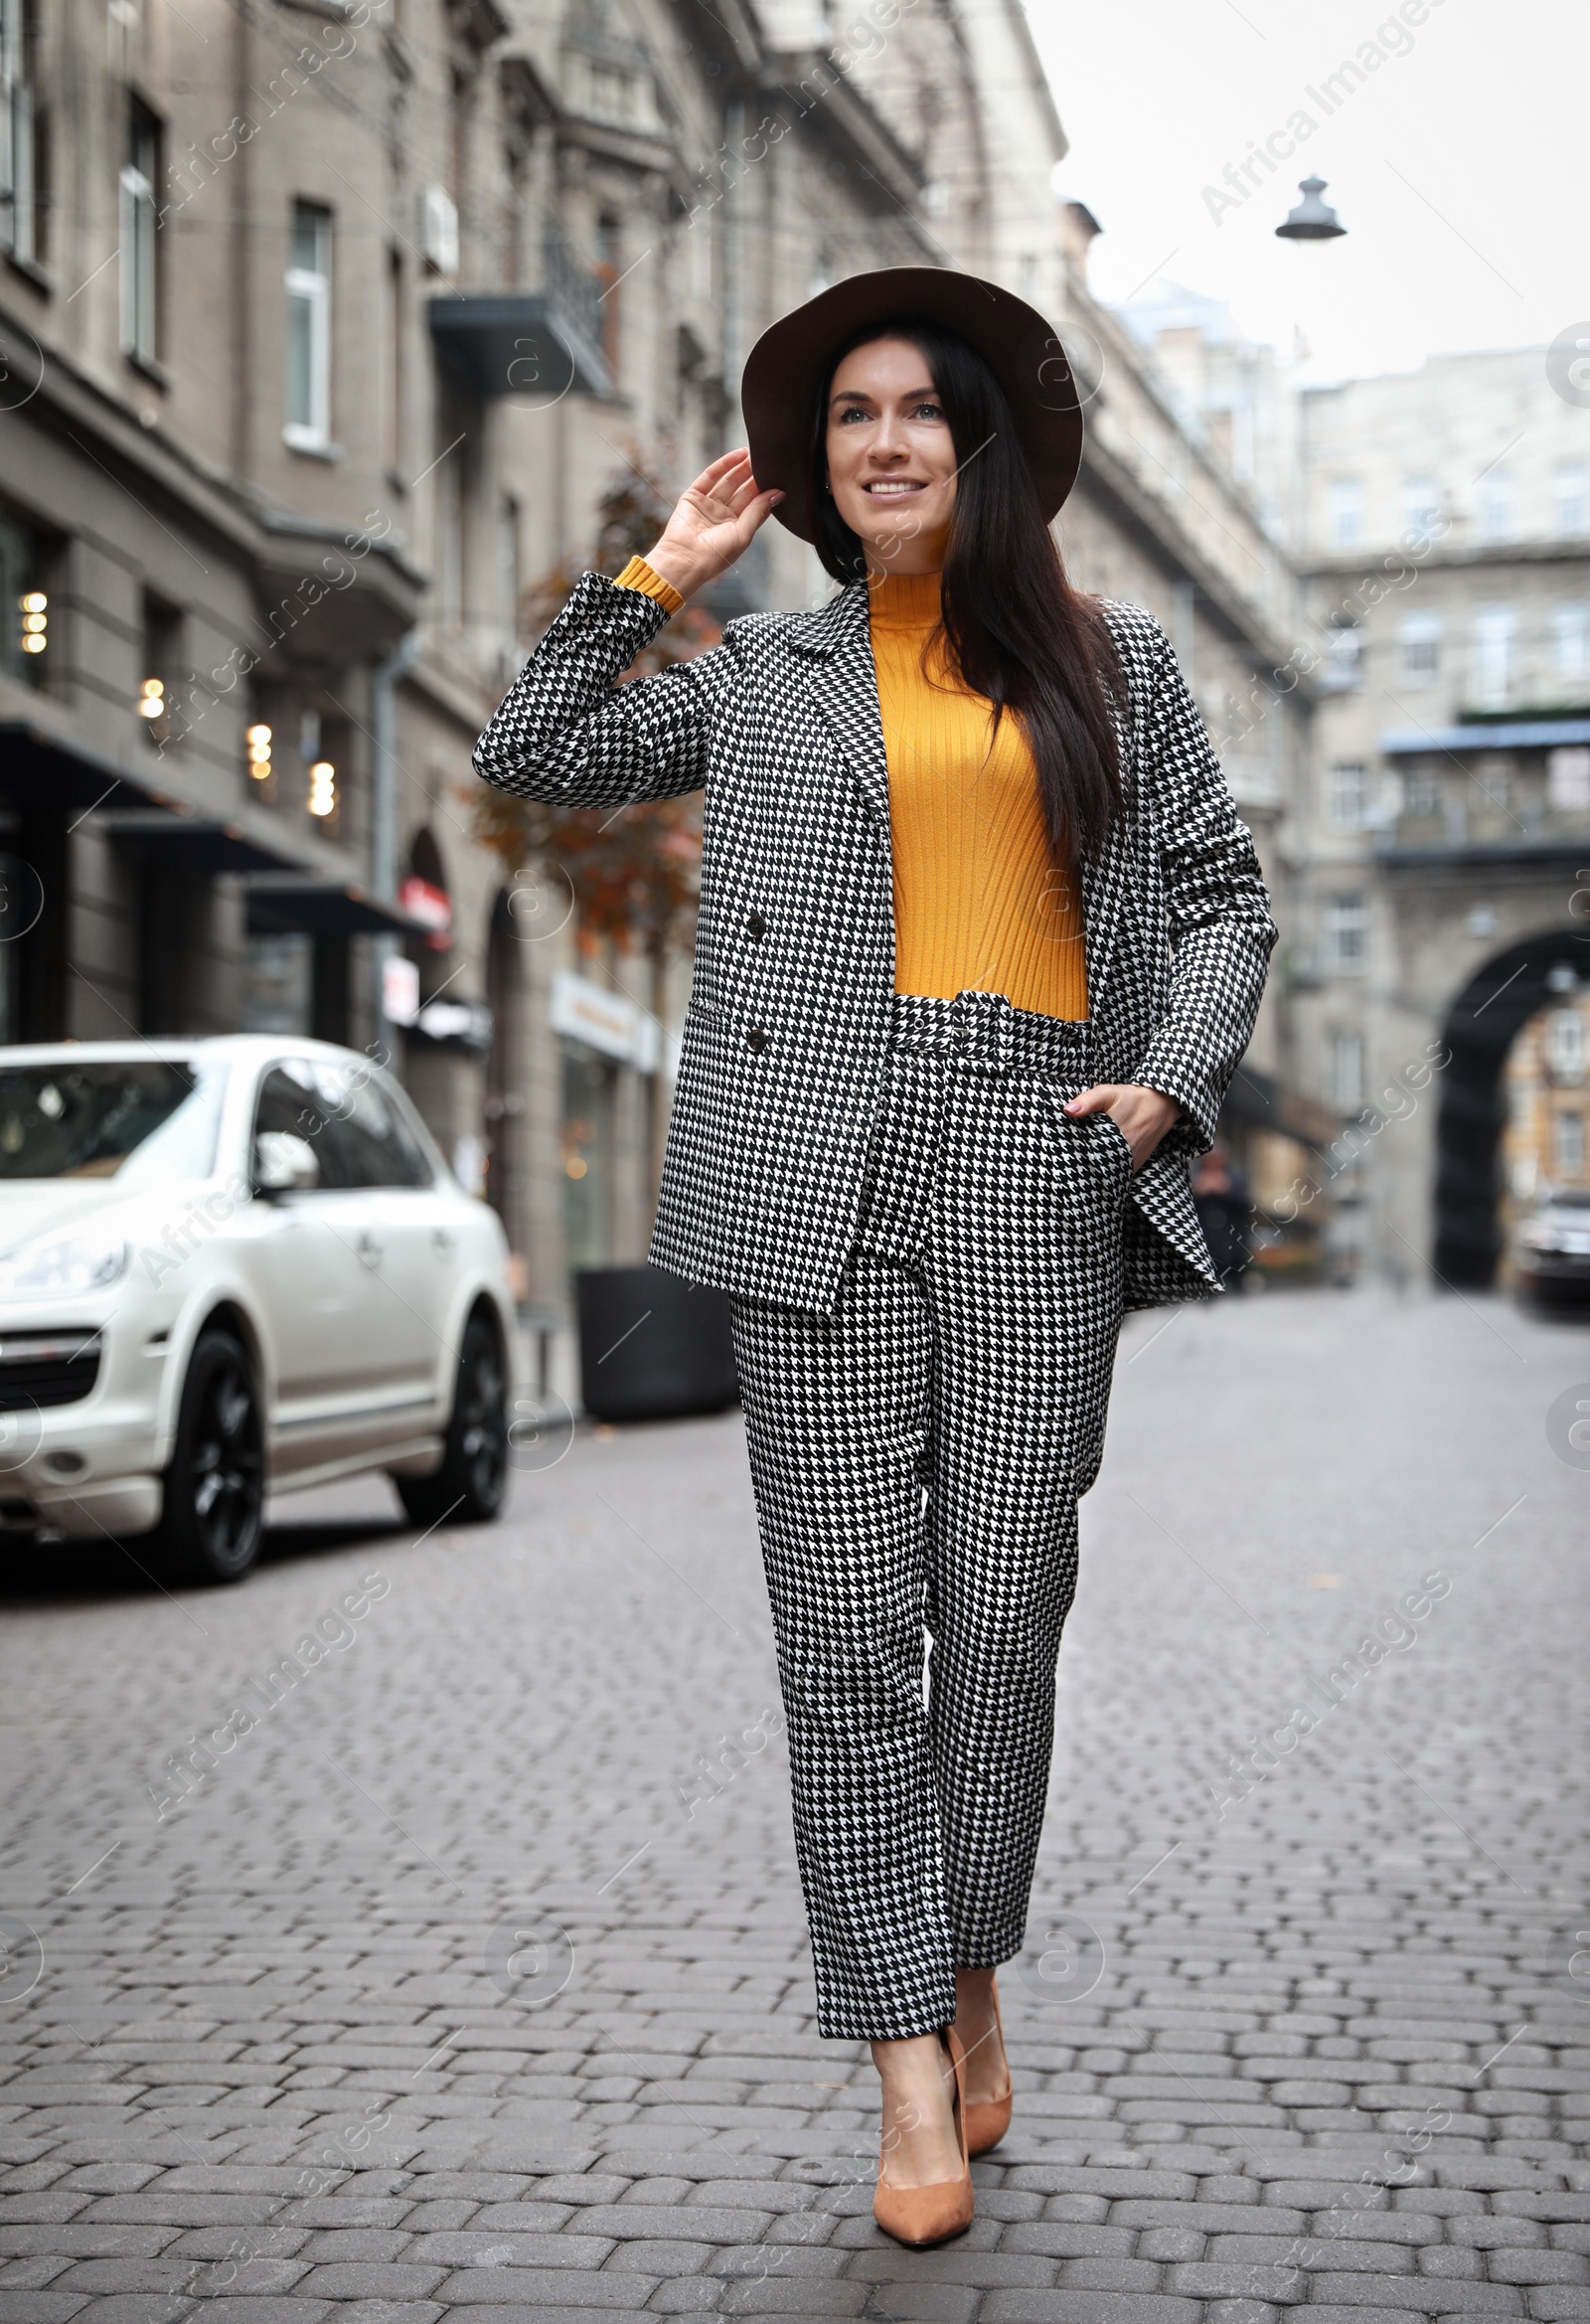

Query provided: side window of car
[279,1060,431,1189]
[253,1062,355,1189]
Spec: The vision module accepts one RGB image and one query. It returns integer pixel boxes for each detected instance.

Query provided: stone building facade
[1291,349,1590,1283]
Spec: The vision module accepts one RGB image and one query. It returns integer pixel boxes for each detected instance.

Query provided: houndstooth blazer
[474,571,1277,1314]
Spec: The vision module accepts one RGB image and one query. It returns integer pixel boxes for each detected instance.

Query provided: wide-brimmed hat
[740,264,1085,546]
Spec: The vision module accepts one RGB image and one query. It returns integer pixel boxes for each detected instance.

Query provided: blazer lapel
[791,583,891,831]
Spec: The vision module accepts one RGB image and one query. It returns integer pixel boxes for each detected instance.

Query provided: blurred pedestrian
[1192,1142,1253,1289]
[475,268,1275,2246]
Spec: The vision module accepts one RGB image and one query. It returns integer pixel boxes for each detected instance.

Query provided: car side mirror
[253,1130,320,1195]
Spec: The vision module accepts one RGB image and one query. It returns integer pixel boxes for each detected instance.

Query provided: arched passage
[1434,928,1590,1284]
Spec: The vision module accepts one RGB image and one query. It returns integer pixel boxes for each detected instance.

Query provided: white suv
[0,1039,517,1583]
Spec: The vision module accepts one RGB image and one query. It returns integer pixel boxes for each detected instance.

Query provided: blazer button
[745,1026,769,1054]
[745,911,767,939]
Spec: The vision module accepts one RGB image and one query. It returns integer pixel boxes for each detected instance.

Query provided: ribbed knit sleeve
[613,554,685,615]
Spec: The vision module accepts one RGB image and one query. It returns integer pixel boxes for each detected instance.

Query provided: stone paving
[2,1283,1589,2324]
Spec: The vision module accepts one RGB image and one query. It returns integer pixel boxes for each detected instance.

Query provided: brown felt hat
[740,265,1085,546]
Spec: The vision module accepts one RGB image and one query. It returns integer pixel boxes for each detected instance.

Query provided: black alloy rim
[190,1351,264,1564]
[459,1330,507,1502]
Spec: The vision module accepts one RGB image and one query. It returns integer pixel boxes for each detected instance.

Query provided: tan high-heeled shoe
[873,2025,975,2248]
[963,1975,1013,2158]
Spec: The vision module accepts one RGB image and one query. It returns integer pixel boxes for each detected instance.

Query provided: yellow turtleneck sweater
[613,556,1087,1021]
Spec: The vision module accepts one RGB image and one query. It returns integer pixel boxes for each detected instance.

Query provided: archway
[1434,928,1590,1284]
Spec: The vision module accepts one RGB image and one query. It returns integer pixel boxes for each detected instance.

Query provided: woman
[475,267,1275,2245]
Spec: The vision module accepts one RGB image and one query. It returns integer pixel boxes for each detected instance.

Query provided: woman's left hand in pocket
[1062,1082,1181,1173]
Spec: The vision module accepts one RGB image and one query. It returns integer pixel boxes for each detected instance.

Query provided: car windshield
[0,1060,228,1182]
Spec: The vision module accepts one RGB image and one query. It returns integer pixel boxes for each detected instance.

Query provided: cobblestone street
[3,1285,1589,2324]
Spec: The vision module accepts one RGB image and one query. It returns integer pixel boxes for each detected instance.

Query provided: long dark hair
[810,318,1126,861]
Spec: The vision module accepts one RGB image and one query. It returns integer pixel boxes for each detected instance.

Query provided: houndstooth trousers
[729,988,1133,2042]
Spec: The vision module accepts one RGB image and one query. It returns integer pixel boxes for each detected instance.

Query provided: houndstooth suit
[476,571,1275,2038]
[474,572,1276,1314]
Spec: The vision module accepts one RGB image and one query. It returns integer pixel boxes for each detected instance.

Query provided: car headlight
[0,1233,130,1298]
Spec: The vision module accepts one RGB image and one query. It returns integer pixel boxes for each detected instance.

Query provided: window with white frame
[1555,1108,1586,1179]
[0,0,38,263]
[1325,894,1369,972]
[1551,601,1588,681]
[1470,604,1514,709]
[1399,609,1442,684]
[1401,473,1441,548]
[1327,760,1368,827]
[1328,477,1363,550]
[1546,1008,1586,1086]
[1554,463,1588,539]
[1400,769,1441,819]
[120,99,160,366]
[1548,747,1590,811]
[1477,466,1514,544]
[285,202,332,450]
[1332,1031,1365,1110]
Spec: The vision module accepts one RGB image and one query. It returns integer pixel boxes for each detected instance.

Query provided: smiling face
[824,334,958,575]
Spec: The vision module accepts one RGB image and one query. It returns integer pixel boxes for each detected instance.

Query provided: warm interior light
[138,678,165,719]
[18,589,48,660]
[307,758,337,816]
[246,722,273,779]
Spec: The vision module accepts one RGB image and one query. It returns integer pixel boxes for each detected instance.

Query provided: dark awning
[428,292,612,401]
[96,809,300,875]
[243,879,424,938]
[0,722,171,815]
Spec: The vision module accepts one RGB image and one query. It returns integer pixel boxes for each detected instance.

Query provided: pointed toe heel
[873,2026,975,2249]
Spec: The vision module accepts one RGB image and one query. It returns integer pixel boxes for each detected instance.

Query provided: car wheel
[151,1329,266,1585]
[394,1310,509,1529]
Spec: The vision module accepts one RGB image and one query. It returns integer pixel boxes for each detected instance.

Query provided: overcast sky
[1030,0,1585,385]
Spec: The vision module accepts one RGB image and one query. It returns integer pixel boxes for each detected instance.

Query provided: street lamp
[1275,176,1347,242]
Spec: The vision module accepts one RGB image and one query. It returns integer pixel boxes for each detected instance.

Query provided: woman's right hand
[641,449,783,601]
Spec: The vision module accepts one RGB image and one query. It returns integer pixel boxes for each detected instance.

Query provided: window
[1476,466,1513,544]
[497,492,520,647]
[1399,610,1442,684]
[1552,602,1588,681]
[285,201,332,450]
[139,595,181,746]
[436,438,464,629]
[120,99,160,366]
[253,1061,430,1189]
[595,210,620,374]
[1325,894,1368,972]
[1548,748,1590,811]
[383,246,403,476]
[0,0,38,263]
[1327,760,1368,828]
[1400,770,1440,819]
[1555,463,1588,539]
[1401,473,1441,548]
[1555,1109,1586,1179]
[1328,477,1362,550]
[1332,1032,1365,1110]
[1321,622,1362,691]
[1470,604,1514,709]
[1546,1008,1586,1086]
